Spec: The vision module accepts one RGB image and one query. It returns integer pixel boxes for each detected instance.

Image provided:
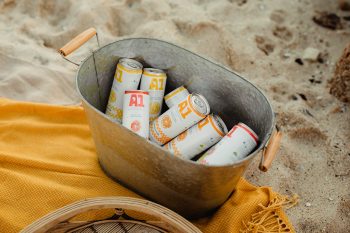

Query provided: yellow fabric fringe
[241,194,298,233]
[0,98,297,233]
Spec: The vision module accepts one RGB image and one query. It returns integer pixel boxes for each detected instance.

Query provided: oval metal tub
[74,37,275,218]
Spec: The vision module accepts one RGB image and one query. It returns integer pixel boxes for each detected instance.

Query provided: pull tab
[259,126,282,172]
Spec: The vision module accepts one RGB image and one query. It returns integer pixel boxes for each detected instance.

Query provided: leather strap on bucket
[259,126,282,172]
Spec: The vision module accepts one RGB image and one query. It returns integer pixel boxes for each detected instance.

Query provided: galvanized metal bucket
[59,28,281,219]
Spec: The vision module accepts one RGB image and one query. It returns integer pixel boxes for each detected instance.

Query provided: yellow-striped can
[164,86,190,109]
[163,114,227,160]
[105,58,143,123]
[140,68,167,121]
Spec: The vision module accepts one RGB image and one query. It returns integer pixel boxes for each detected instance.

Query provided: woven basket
[20,197,202,233]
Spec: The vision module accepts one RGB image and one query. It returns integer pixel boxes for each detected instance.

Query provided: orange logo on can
[177,131,187,141]
[178,99,192,119]
[162,115,172,128]
[198,116,209,130]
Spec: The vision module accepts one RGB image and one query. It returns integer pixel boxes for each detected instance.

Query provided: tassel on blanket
[240,194,298,233]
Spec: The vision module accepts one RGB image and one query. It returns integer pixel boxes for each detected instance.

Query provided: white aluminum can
[122,90,150,138]
[163,114,228,160]
[105,58,143,123]
[140,68,167,121]
[198,122,258,165]
[164,86,190,109]
[149,93,210,145]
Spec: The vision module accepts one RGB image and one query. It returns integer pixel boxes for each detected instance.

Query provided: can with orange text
[105,58,143,123]
[140,68,167,121]
[149,93,210,145]
[122,90,150,138]
[164,86,190,109]
[198,122,258,165]
[163,114,227,160]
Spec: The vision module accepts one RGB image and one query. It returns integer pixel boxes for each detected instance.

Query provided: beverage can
[198,122,258,165]
[122,90,150,138]
[163,114,228,160]
[140,68,167,121]
[164,86,190,109]
[149,93,210,145]
[105,58,143,123]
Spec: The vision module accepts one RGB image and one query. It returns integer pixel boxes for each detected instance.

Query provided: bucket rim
[75,37,276,169]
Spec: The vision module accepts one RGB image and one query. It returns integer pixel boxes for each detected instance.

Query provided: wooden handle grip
[59,28,97,56]
[259,129,282,172]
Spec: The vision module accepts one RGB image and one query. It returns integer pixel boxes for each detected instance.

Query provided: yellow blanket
[0,98,296,232]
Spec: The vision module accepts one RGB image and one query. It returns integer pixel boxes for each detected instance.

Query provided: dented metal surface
[76,38,275,218]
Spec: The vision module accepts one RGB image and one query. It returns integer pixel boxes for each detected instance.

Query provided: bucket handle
[58,27,100,66]
[259,126,282,172]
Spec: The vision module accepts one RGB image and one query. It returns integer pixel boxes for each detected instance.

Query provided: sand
[0,0,349,232]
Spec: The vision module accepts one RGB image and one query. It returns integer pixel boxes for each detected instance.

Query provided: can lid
[211,114,228,136]
[125,90,149,95]
[164,86,189,101]
[238,122,259,143]
[190,93,210,116]
[119,58,143,70]
[143,68,166,77]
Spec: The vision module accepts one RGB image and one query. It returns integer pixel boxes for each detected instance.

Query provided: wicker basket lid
[20,197,202,233]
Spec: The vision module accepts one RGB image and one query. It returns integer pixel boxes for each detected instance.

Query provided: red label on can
[129,94,145,107]
[226,126,238,138]
[238,124,258,143]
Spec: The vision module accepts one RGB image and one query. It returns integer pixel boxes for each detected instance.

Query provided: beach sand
[0,0,349,232]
